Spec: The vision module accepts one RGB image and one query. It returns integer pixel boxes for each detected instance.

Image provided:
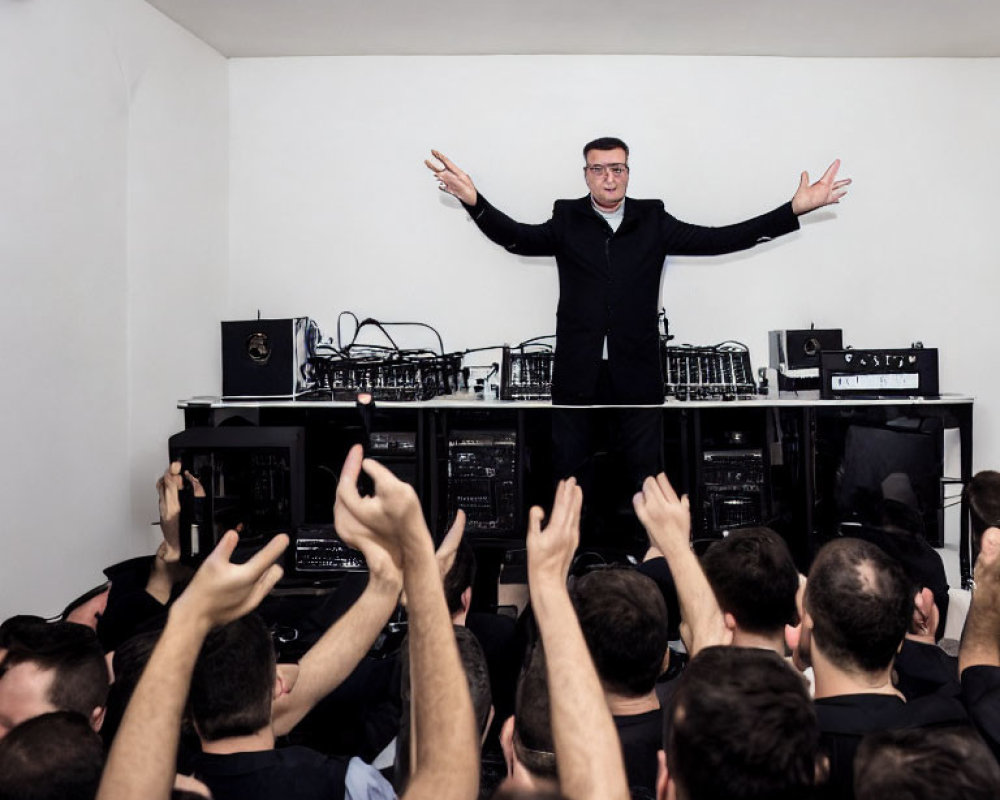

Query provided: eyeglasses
[585,163,629,177]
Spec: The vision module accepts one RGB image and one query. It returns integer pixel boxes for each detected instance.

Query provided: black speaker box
[222,318,314,398]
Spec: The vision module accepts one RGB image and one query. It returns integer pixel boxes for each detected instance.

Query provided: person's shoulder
[625,197,665,211]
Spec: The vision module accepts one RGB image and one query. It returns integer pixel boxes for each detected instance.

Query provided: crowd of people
[2,449,1000,800]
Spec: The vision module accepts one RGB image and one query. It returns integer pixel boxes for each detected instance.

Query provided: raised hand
[527,478,583,588]
[435,510,467,579]
[632,473,691,554]
[172,530,288,631]
[334,444,428,573]
[425,149,478,206]
[790,159,851,215]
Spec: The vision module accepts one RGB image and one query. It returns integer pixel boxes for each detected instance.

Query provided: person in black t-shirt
[792,538,969,800]
[571,568,669,800]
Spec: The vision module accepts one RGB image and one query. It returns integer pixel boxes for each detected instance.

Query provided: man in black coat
[426,139,849,493]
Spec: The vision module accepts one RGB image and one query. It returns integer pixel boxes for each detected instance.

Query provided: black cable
[337,311,360,352]
[376,320,446,356]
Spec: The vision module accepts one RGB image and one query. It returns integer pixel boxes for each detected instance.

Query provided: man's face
[0,660,57,738]
[584,147,629,211]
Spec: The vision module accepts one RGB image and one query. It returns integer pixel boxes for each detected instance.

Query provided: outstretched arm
[97,531,288,800]
[528,479,630,800]
[336,445,478,800]
[425,149,556,256]
[633,474,730,657]
[272,446,404,736]
[790,159,851,215]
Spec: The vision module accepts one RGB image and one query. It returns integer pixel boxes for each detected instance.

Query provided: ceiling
[145,0,1000,59]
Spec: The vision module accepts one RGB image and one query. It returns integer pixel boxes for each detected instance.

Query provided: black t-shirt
[894,638,959,701]
[614,708,663,800]
[190,746,349,800]
[815,692,969,800]
[962,665,1000,762]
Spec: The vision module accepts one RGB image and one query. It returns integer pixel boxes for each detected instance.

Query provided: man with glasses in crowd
[426,138,848,508]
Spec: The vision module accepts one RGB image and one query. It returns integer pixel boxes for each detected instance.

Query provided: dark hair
[805,538,912,674]
[0,617,48,652]
[443,540,477,616]
[0,711,104,800]
[0,623,109,719]
[701,528,799,635]
[514,645,556,781]
[583,137,629,158]
[571,567,668,696]
[855,726,1000,800]
[395,625,493,793]
[101,630,162,747]
[190,614,275,741]
[667,647,820,800]
[965,470,1000,542]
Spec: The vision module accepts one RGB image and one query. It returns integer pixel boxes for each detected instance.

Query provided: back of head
[190,614,275,741]
[667,647,819,800]
[102,629,162,746]
[454,626,492,735]
[855,726,1000,800]
[443,540,477,616]
[0,622,109,721]
[571,567,668,697]
[514,645,556,782]
[965,470,1000,543]
[0,711,104,800]
[805,537,912,674]
[701,528,799,636]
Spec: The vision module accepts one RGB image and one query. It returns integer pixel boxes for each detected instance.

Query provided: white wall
[0,0,227,619]
[229,55,999,470]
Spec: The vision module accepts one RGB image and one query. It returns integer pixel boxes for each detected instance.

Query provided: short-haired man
[0,622,109,738]
[498,645,559,796]
[854,726,1000,800]
[0,710,105,800]
[427,141,849,494]
[700,527,799,655]
[796,537,968,799]
[571,568,668,798]
[660,646,823,800]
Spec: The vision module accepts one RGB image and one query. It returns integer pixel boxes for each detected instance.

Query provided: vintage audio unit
[222,318,317,399]
[769,328,843,392]
[820,347,939,399]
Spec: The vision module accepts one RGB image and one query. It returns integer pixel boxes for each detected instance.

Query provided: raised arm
[527,479,630,800]
[336,445,479,800]
[271,446,404,735]
[425,149,556,256]
[97,531,288,800]
[959,532,1000,674]
[633,474,730,656]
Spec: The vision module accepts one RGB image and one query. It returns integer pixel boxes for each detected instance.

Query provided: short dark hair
[0,623,109,718]
[0,711,104,800]
[190,614,275,741]
[667,647,820,800]
[101,630,162,746]
[855,726,1000,800]
[0,616,48,652]
[583,137,629,158]
[965,470,1000,543]
[442,540,477,616]
[701,528,799,635]
[571,567,668,696]
[805,538,912,674]
[514,645,556,781]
